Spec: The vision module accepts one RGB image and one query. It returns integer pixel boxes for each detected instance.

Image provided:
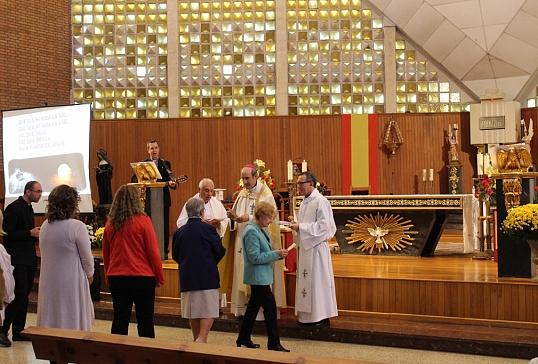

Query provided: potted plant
[501,204,538,282]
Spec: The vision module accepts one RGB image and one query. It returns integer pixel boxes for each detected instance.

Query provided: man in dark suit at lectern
[131,139,177,258]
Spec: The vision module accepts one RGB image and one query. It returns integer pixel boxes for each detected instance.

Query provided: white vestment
[0,245,15,323]
[295,188,338,323]
[229,182,285,317]
[177,194,229,238]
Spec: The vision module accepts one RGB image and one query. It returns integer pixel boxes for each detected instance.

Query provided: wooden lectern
[130,161,167,260]
[128,182,167,260]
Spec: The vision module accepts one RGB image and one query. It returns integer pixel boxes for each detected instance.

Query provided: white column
[383,26,397,113]
[167,0,180,118]
[275,0,288,116]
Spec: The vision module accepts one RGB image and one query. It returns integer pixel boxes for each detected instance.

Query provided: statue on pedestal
[447,124,459,164]
[94,149,113,205]
[522,118,534,153]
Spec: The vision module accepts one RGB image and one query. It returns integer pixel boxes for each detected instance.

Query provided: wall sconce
[383,117,404,158]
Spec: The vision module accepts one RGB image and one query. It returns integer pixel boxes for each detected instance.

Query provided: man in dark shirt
[131,140,177,258]
[0,181,42,347]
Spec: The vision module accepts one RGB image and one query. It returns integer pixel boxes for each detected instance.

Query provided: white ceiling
[367,0,538,103]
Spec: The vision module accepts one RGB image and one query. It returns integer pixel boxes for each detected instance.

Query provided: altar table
[292,194,477,256]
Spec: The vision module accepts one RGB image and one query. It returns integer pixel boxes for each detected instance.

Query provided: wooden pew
[22,326,380,364]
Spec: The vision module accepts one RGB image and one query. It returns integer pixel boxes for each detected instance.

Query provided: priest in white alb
[176,178,228,237]
[223,163,286,317]
[290,171,337,327]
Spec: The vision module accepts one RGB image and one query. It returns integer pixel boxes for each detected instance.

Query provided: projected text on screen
[2,104,93,213]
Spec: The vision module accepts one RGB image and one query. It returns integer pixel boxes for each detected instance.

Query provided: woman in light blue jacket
[236,201,289,352]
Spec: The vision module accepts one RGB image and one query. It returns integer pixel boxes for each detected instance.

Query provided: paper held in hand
[227,209,237,219]
[287,243,296,251]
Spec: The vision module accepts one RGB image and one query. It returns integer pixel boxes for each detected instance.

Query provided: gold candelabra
[286,181,296,220]
[474,198,493,260]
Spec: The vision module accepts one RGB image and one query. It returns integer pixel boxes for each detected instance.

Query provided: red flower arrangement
[474,174,495,201]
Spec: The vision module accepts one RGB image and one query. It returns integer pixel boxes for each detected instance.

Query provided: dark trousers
[0,264,36,336]
[237,285,280,347]
[164,206,170,256]
[109,276,156,338]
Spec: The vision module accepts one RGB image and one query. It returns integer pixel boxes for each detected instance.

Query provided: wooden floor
[329,253,505,282]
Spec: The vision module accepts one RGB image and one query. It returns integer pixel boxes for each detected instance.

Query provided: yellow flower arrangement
[501,204,538,242]
[88,225,105,249]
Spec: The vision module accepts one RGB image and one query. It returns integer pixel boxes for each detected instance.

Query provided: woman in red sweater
[102,184,165,338]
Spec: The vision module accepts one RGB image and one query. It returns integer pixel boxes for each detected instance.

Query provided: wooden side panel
[284,273,538,322]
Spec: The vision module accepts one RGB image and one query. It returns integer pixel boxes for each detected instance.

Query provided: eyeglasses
[296,181,312,185]
[30,190,43,194]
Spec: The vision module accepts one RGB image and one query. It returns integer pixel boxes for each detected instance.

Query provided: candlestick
[287,160,293,181]
[429,168,434,182]
[302,160,307,172]
[483,154,490,176]
[477,152,484,175]
[422,169,426,182]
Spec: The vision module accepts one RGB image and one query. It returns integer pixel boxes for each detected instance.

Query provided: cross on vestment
[302,288,307,298]
[302,268,308,278]
[249,201,255,214]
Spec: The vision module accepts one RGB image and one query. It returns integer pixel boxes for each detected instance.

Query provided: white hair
[198,178,214,189]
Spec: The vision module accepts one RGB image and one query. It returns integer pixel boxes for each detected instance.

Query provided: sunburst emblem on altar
[344,212,418,253]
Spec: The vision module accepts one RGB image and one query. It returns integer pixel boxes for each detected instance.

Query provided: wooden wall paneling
[88,113,484,213]
[376,113,473,195]
[89,115,344,234]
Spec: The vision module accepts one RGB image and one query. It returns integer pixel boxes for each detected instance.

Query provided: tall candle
[483,154,490,175]
[422,169,426,182]
[287,160,293,181]
[477,152,484,176]
[429,169,434,182]
[302,160,307,172]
